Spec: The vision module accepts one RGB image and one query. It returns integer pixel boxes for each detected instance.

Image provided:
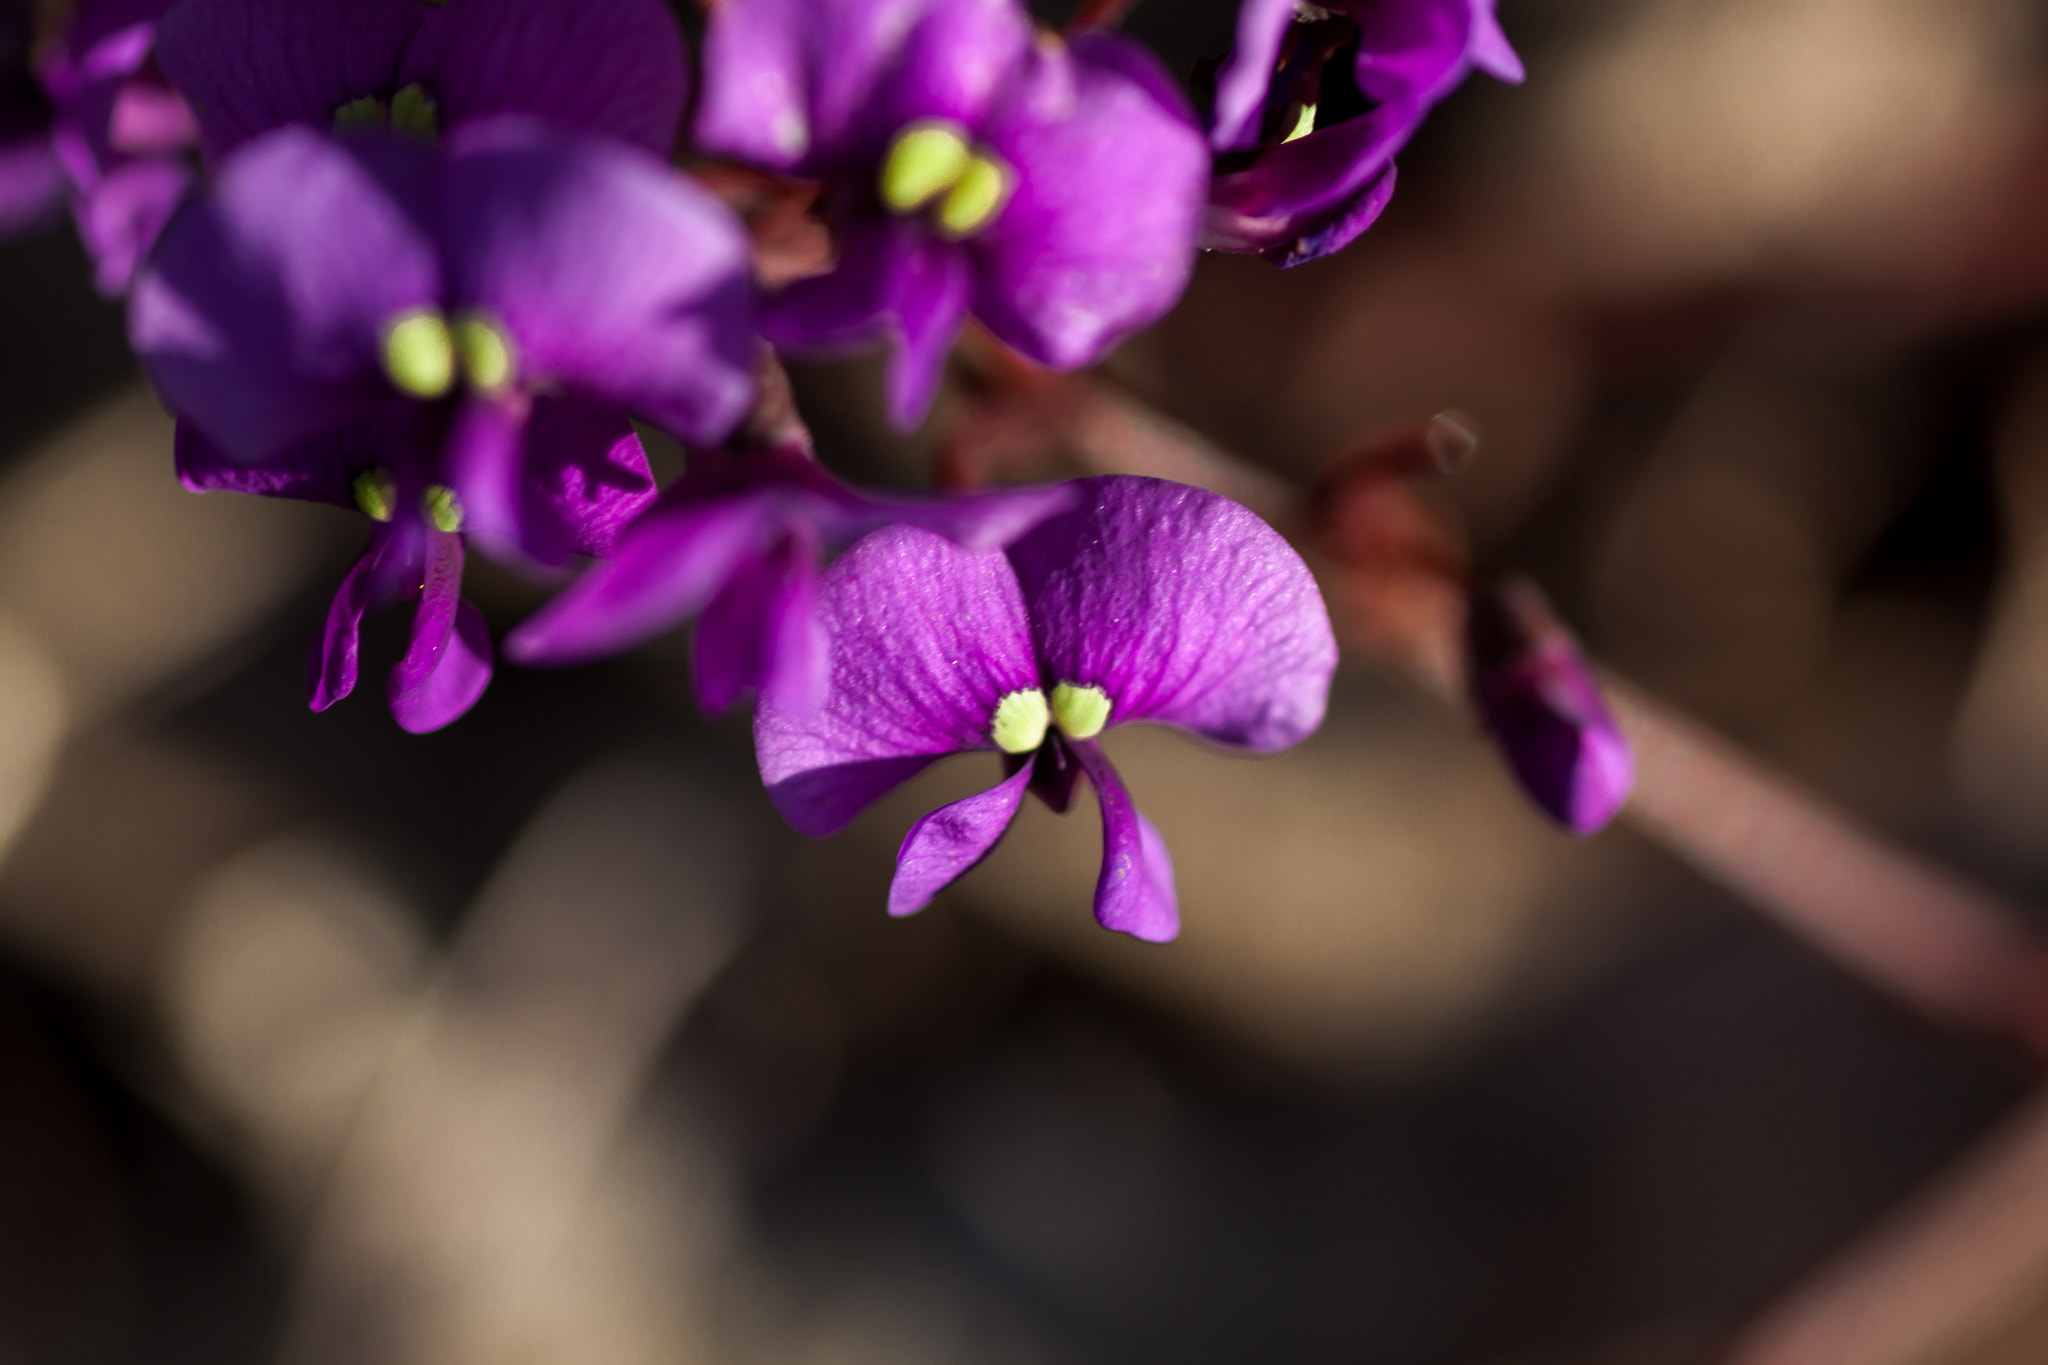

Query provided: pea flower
[507,440,1075,719]
[31,0,198,291]
[1466,576,1633,834]
[1207,0,1523,266]
[696,0,1209,428]
[129,120,755,728]
[754,476,1337,941]
[154,0,687,160]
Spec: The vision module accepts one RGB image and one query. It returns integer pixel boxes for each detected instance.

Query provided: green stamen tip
[351,467,396,523]
[423,484,463,534]
[1050,682,1111,740]
[453,313,515,394]
[1284,102,1317,143]
[936,154,1010,239]
[389,83,439,139]
[991,688,1050,755]
[880,122,971,214]
[381,309,454,399]
[334,96,388,131]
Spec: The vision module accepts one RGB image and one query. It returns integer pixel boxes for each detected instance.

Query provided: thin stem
[1066,0,1145,30]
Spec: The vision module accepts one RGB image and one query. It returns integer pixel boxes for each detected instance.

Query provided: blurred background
[6,0,2048,1360]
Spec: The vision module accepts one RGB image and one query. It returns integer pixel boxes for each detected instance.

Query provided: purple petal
[1466,577,1633,834]
[0,138,66,235]
[174,417,357,504]
[152,0,420,160]
[1008,476,1335,751]
[1203,98,1414,262]
[969,31,1206,373]
[518,394,656,560]
[888,760,1032,917]
[308,533,385,711]
[441,393,530,563]
[388,530,493,732]
[128,127,440,462]
[763,207,911,351]
[884,233,971,429]
[440,119,754,447]
[507,492,779,665]
[1209,0,1296,151]
[1070,738,1177,942]
[692,523,826,716]
[1467,8,1526,84]
[400,0,687,155]
[756,524,1039,836]
[1351,0,1518,107]
[71,154,190,294]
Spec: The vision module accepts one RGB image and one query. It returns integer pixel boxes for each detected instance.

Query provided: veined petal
[756,523,1039,836]
[518,394,656,560]
[129,127,440,463]
[400,0,688,156]
[1069,738,1177,942]
[388,529,492,732]
[970,32,1206,373]
[889,760,1032,916]
[153,0,420,160]
[1007,476,1335,752]
[440,119,754,447]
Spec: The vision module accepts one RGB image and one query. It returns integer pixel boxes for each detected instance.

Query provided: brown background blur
[3,0,2048,1361]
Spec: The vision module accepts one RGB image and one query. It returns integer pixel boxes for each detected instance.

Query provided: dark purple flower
[507,441,1075,718]
[754,475,1337,942]
[0,3,62,235]
[131,120,755,728]
[1466,576,1632,834]
[32,0,198,291]
[696,0,1209,428]
[153,0,688,162]
[1207,0,1523,266]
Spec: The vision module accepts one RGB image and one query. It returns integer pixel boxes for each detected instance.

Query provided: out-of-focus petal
[0,139,66,234]
[518,393,656,560]
[884,232,971,429]
[1351,0,1517,107]
[129,127,440,462]
[1070,738,1177,942]
[173,418,357,504]
[388,529,492,732]
[72,154,189,293]
[401,0,688,155]
[1468,7,1525,84]
[152,0,420,160]
[763,208,912,352]
[693,522,826,716]
[1008,476,1335,752]
[889,760,1032,916]
[757,524,1039,835]
[971,32,1206,373]
[307,533,384,711]
[441,119,754,447]
[1209,0,1296,151]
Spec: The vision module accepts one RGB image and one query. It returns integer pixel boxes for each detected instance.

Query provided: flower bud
[1466,576,1632,833]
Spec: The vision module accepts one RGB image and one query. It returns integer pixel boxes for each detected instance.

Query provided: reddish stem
[1066,0,1144,30]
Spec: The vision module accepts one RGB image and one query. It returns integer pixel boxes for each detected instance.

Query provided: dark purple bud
[1467,576,1633,834]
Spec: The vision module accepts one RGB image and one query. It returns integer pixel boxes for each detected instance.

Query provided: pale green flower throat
[879,120,1012,240]
[990,683,1113,753]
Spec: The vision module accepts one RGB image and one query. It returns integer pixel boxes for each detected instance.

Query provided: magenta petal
[756,524,1039,836]
[1070,739,1177,942]
[174,418,356,505]
[400,0,687,155]
[72,154,189,294]
[388,531,493,732]
[128,127,440,462]
[519,394,656,560]
[1209,0,1295,151]
[441,120,755,447]
[763,209,911,353]
[153,0,421,160]
[442,394,531,563]
[1008,476,1336,752]
[692,524,826,717]
[0,137,64,235]
[889,761,1032,917]
[884,235,970,430]
[307,537,382,711]
[969,32,1206,373]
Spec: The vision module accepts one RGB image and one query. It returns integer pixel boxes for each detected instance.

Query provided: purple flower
[1207,0,1523,266]
[754,475,1337,942]
[153,0,688,161]
[1466,576,1633,834]
[130,120,756,728]
[696,0,1209,428]
[0,3,62,235]
[507,440,1075,719]
[32,0,198,292]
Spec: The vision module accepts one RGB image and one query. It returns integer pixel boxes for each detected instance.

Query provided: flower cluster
[3,0,1588,940]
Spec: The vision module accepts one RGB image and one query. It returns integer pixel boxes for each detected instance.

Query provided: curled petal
[1070,738,1177,942]
[693,522,827,717]
[1008,476,1335,752]
[1209,0,1296,151]
[307,535,384,711]
[756,524,1039,836]
[888,761,1032,917]
[388,531,492,732]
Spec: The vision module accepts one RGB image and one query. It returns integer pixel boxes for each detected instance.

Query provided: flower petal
[1007,476,1335,752]
[440,119,755,447]
[1208,0,1296,151]
[72,155,190,294]
[1070,738,1177,942]
[1203,98,1413,262]
[388,529,492,732]
[884,233,971,429]
[400,0,688,155]
[519,394,657,560]
[174,417,356,504]
[307,533,384,711]
[693,523,826,716]
[756,523,1038,835]
[888,760,1032,916]
[1351,0,1514,107]
[152,0,420,160]
[968,31,1205,373]
[129,126,440,462]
